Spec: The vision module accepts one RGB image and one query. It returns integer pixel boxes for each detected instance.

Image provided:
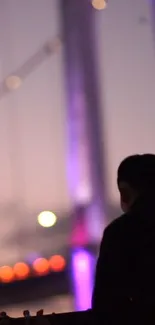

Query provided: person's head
[117,154,155,213]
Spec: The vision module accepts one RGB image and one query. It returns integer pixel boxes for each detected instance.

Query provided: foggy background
[96,0,155,205]
[0,0,154,315]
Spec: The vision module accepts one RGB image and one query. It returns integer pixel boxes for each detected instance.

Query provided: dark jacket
[92,196,155,314]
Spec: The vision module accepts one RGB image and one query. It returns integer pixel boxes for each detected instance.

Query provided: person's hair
[117,154,155,193]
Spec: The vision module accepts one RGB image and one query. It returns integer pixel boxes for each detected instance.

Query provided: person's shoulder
[104,212,131,238]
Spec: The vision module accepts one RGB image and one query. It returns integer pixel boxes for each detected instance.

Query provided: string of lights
[0,255,66,283]
[0,37,62,100]
[1,0,107,97]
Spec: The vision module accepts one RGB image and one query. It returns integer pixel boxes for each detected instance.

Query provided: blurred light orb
[5,75,22,90]
[13,262,30,280]
[92,0,107,10]
[33,258,49,276]
[37,211,57,228]
[0,266,14,283]
[49,255,66,272]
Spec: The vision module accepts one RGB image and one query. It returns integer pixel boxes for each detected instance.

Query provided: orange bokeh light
[49,255,66,272]
[33,258,49,276]
[0,266,14,283]
[13,262,30,280]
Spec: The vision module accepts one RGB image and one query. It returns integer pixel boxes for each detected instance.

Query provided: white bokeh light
[37,211,57,228]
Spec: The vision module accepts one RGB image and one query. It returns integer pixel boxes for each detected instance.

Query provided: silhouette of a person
[92,154,155,316]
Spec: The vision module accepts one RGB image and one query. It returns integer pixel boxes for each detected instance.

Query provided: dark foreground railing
[0,309,155,325]
[0,311,94,325]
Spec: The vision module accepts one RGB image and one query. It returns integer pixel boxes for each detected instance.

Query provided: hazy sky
[0,0,70,214]
[96,0,155,204]
[0,0,71,264]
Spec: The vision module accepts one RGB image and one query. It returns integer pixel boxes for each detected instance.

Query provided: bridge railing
[0,311,95,325]
[0,309,155,325]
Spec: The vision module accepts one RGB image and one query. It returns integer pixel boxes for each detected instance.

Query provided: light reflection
[72,249,95,311]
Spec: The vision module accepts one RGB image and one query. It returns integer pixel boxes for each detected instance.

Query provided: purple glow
[26,252,40,265]
[86,204,104,243]
[72,249,94,311]
[70,222,88,246]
